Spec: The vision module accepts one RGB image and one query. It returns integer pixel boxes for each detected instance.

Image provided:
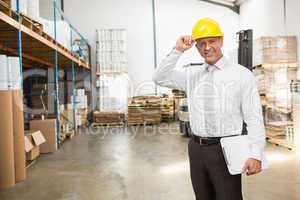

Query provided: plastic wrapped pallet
[56,21,71,50]
[7,57,22,90]
[253,36,298,66]
[39,18,54,38]
[0,55,9,90]
[11,0,27,15]
[291,81,300,153]
[38,19,71,50]
[27,0,40,22]
[293,104,300,153]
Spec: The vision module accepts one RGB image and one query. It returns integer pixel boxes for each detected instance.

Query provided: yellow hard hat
[192,18,224,40]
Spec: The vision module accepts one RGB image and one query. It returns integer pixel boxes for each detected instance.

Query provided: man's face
[195,37,223,65]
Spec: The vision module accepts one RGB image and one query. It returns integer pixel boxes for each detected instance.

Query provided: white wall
[240,0,300,77]
[156,0,239,67]
[239,0,285,38]
[286,0,300,61]
[64,0,155,97]
[62,0,239,96]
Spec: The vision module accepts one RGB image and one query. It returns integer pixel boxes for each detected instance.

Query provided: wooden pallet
[59,133,67,144]
[0,1,43,34]
[26,159,36,169]
[66,131,75,139]
[127,122,160,126]
[0,0,14,17]
[20,13,43,35]
[0,0,87,68]
[91,122,124,128]
[267,137,294,151]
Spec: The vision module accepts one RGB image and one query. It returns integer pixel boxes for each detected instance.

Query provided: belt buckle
[199,138,203,145]
[199,138,204,146]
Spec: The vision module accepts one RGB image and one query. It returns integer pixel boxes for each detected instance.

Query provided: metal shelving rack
[0,0,91,147]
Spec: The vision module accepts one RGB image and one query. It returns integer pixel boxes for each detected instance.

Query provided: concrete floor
[0,123,300,200]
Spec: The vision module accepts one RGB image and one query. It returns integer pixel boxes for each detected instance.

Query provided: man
[152,18,266,200]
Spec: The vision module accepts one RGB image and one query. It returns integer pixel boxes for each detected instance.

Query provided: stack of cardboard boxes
[24,130,46,161]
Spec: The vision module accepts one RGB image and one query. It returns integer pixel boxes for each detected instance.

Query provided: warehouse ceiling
[198,0,247,13]
[201,0,246,6]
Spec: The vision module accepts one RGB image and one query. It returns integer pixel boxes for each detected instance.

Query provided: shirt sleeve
[152,48,187,91]
[241,72,266,161]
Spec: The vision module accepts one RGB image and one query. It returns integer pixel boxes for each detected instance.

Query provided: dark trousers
[188,139,243,200]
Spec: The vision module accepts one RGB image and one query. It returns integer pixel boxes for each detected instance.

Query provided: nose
[204,43,210,51]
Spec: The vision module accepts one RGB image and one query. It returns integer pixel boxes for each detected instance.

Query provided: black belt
[191,135,221,145]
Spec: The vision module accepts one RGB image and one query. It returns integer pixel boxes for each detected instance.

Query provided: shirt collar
[205,56,227,71]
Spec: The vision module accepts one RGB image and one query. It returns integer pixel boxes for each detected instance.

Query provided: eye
[209,39,216,44]
[197,42,205,48]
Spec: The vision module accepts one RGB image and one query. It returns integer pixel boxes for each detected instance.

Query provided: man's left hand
[243,158,262,176]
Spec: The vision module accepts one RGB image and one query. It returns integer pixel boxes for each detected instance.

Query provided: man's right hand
[176,36,195,53]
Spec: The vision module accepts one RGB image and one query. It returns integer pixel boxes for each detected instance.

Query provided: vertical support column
[151,0,158,94]
[53,0,60,147]
[47,68,55,113]
[70,28,77,130]
[16,1,23,76]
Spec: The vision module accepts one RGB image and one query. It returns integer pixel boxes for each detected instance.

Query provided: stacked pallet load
[70,89,89,126]
[178,98,191,137]
[171,89,186,121]
[59,104,75,142]
[29,83,47,111]
[253,36,298,150]
[160,97,174,122]
[127,96,161,125]
[291,80,300,153]
[92,111,125,127]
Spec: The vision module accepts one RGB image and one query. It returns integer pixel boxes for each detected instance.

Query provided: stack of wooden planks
[127,96,161,125]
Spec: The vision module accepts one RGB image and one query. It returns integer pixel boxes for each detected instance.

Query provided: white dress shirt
[153,48,266,161]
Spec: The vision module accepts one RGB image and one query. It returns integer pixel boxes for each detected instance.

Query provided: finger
[188,36,193,45]
[255,166,262,174]
[247,167,257,176]
[250,165,260,175]
[184,36,191,44]
[243,161,250,172]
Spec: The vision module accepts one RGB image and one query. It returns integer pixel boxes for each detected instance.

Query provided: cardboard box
[29,119,57,153]
[253,36,298,66]
[0,90,15,189]
[24,130,46,161]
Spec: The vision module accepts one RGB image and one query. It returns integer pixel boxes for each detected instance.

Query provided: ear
[219,37,224,47]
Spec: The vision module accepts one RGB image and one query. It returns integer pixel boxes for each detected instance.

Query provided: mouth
[205,54,214,59]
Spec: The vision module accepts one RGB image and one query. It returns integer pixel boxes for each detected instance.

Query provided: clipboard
[220,135,268,175]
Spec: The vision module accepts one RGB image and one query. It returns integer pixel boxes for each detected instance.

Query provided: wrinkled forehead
[195,36,223,43]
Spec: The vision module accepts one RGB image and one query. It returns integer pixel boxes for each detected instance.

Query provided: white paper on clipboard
[220,135,268,175]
